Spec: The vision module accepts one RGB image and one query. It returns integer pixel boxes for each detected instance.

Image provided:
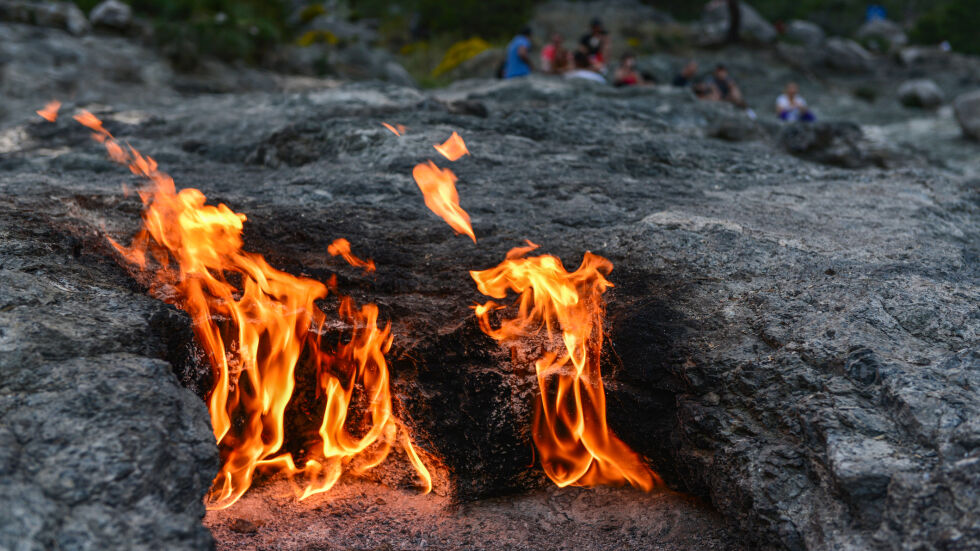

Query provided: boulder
[700,0,777,46]
[303,15,379,45]
[325,44,417,87]
[445,48,506,81]
[778,121,884,168]
[0,0,90,35]
[856,18,907,53]
[953,90,980,140]
[89,0,131,31]
[823,37,874,73]
[786,19,825,47]
[897,79,944,109]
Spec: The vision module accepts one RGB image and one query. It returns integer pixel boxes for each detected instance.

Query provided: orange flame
[73,111,429,509]
[434,131,469,161]
[328,238,376,273]
[412,161,476,242]
[36,100,61,122]
[382,122,406,136]
[470,242,659,490]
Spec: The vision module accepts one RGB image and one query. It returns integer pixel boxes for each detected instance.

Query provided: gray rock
[88,0,131,30]
[0,209,217,550]
[2,22,980,551]
[953,89,980,140]
[700,0,777,45]
[856,18,907,53]
[786,19,825,47]
[445,48,505,81]
[326,44,416,87]
[0,0,90,35]
[303,15,379,44]
[823,37,874,73]
[897,79,944,109]
[778,120,887,168]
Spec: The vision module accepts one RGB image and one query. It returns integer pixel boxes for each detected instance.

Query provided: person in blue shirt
[503,27,533,79]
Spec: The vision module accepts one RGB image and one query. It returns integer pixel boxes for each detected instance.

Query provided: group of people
[671,61,813,121]
[502,19,815,122]
[503,19,647,87]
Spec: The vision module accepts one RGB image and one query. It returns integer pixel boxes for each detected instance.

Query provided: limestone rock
[953,89,980,140]
[700,0,777,46]
[823,37,874,73]
[856,18,907,53]
[89,0,132,31]
[897,79,944,109]
[786,19,825,48]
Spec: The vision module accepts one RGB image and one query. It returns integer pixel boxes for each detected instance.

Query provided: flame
[412,161,475,242]
[73,111,429,508]
[470,242,659,490]
[433,131,469,161]
[328,238,376,273]
[36,100,61,122]
[382,122,406,136]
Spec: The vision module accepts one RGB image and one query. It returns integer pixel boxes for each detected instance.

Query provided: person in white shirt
[776,82,815,122]
[565,51,607,84]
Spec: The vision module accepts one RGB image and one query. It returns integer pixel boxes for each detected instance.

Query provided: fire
[411,132,475,242]
[382,122,406,136]
[36,100,61,122]
[412,161,475,242]
[328,238,376,273]
[70,111,430,508]
[470,241,659,490]
[433,131,469,161]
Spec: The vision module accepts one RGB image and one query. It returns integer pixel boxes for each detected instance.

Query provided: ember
[35,100,60,122]
[328,238,376,273]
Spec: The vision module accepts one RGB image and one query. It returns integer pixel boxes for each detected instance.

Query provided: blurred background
[11,0,978,87]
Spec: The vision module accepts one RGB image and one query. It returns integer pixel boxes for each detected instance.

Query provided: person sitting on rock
[613,53,645,87]
[565,51,607,84]
[578,17,609,73]
[776,82,815,122]
[503,27,533,79]
[672,60,699,88]
[711,64,746,108]
[540,33,570,74]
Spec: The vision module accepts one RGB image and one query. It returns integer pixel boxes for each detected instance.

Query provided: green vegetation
[349,0,534,41]
[910,0,980,54]
[73,0,291,69]
[62,0,980,74]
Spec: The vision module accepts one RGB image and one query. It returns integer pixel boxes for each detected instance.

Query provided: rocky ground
[1,5,979,551]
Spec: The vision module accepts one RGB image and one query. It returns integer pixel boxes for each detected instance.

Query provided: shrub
[910,0,980,55]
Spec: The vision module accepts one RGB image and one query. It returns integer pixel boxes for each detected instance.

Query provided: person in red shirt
[613,53,645,86]
[540,33,570,74]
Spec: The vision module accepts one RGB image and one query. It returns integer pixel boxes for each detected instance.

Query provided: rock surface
[898,79,944,108]
[786,20,825,48]
[0,207,217,550]
[1,16,979,551]
[855,18,907,53]
[823,37,874,73]
[89,0,132,31]
[0,0,89,35]
[953,89,980,140]
[700,0,777,45]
